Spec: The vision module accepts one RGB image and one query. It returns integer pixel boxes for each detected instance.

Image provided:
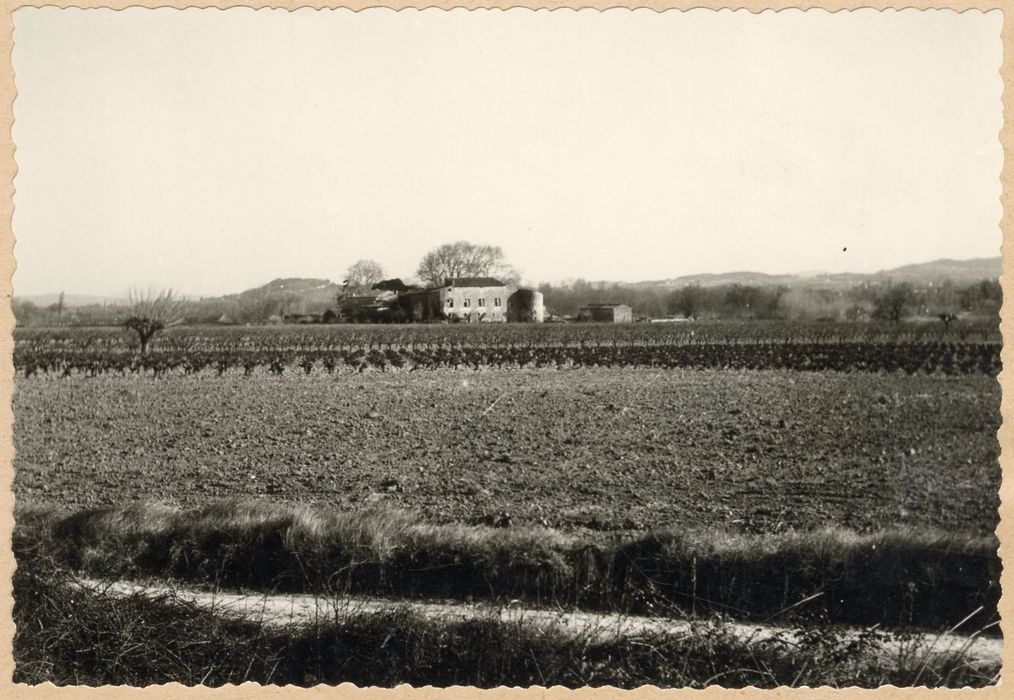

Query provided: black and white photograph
[6,6,1007,690]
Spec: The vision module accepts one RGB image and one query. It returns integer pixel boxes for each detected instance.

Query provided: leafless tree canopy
[124,288,188,354]
[127,288,188,323]
[873,282,914,323]
[344,259,385,294]
[416,241,519,287]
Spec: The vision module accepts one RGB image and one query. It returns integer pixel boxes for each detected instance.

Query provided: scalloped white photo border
[0,3,1008,698]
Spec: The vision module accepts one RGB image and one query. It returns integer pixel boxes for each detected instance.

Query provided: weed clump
[13,555,998,688]
[15,499,1001,630]
[611,526,1000,628]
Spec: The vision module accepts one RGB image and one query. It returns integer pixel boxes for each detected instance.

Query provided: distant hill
[641,271,802,288]
[868,257,1002,285]
[15,293,125,307]
[15,278,344,311]
[637,257,1001,289]
[17,258,1001,311]
[200,277,344,318]
[222,278,343,306]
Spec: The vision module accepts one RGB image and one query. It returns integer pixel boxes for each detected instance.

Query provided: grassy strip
[13,556,997,688]
[15,499,1000,630]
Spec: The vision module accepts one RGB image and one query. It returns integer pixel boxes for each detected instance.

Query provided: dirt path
[75,577,1001,668]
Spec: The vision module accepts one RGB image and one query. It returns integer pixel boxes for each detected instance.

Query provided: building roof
[581,303,630,309]
[340,295,384,309]
[443,277,506,288]
[372,278,416,293]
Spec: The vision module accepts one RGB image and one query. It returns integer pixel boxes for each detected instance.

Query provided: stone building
[401,278,544,323]
[578,303,633,323]
[505,288,545,323]
[437,277,511,322]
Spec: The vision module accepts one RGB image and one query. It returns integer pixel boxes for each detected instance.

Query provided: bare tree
[123,288,187,354]
[416,241,519,287]
[344,259,385,294]
[668,284,705,319]
[873,282,913,323]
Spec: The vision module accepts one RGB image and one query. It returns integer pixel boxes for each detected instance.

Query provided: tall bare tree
[344,259,385,294]
[123,288,187,355]
[873,282,914,323]
[416,241,519,287]
[668,284,705,319]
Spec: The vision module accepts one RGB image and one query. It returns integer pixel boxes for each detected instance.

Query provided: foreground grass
[15,499,1000,630]
[13,556,998,688]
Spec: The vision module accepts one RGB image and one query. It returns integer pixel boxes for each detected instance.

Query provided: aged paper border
[0,1,1007,697]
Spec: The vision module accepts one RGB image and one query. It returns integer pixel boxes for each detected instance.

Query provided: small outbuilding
[283,313,322,324]
[579,303,633,323]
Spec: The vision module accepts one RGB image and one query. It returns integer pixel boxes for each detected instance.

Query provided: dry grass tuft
[15,499,1000,629]
[12,554,997,688]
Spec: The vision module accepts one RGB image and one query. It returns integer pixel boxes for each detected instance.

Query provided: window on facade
[464,298,471,308]
[494,298,501,307]
[447,299,454,308]
[478,298,485,307]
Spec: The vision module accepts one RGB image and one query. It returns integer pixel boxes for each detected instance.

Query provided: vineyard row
[15,342,1001,377]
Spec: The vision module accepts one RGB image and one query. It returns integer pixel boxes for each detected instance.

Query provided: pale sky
[11,8,1003,297]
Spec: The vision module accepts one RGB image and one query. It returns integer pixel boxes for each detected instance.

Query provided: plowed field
[13,368,1000,534]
